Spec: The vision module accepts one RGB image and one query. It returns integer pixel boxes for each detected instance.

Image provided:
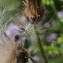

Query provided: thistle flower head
[6,23,20,39]
[23,0,39,19]
[22,0,45,23]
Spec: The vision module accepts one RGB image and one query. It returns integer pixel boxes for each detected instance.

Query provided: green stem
[29,56,36,63]
[50,0,63,33]
[34,26,48,63]
[50,0,63,25]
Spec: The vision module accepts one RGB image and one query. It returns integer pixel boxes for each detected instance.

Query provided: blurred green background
[0,0,63,63]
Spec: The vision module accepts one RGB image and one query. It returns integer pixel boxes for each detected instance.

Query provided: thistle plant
[0,0,49,63]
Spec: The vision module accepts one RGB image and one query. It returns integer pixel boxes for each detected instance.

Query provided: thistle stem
[34,25,48,63]
[29,56,36,63]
